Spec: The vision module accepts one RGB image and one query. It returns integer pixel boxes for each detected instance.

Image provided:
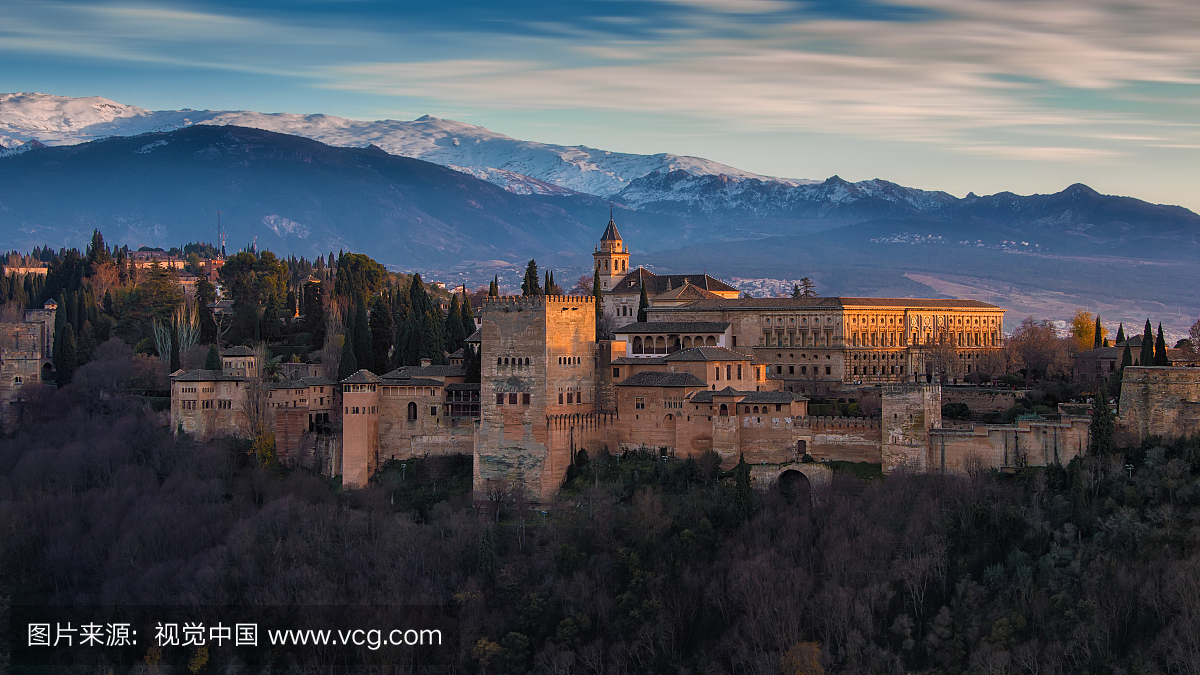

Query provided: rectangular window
[509,393,518,405]
[613,367,620,378]
[789,366,794,374]
[801,366,807,374]
[715,366,720,380]
[431,406,438,416]
[776,404,782,412]
[776,366,783,374]
[523,393,531,405]
[726,364,732,380]
[737,364,742,379]
[635,397,646,410]
[559,393,564,404]
[567,393,574,404]
[826,366,831,375]
[497,393,505,404]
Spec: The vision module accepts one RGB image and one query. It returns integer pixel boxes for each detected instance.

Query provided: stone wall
[942,387,1025,414]
[882,384,942,472]
[1117,367,1200,445]
[927,416,1089,474]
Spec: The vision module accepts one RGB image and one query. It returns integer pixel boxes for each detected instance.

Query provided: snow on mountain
[0,92,812,198]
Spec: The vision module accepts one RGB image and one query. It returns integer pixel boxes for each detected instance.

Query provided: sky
[1,0,1198,210]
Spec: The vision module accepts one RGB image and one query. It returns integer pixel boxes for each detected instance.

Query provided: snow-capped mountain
[0,92,812,197]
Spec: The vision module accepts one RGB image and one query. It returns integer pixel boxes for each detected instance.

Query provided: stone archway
[777,469,811,504]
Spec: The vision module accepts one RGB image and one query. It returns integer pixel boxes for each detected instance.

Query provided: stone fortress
[172,216,1196,500]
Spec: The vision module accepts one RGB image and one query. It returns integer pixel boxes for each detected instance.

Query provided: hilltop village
[150,218,1187,500]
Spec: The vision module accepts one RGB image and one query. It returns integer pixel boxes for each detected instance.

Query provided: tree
[1008,317,1068,384]
[733,453,752,522]
[370,294,394,373]
[352,297,374,373]
[300,279,326,348]
[463,342,481,383]
[1155,323,1170,366]
[445,293,466,353]
[1093,315,1104,349]
[337,335,358,380]
[521,260,541,297]
[1140,320,1154,366]
[1089,384,1115,456]
[1115,323,1126,344]
[798,277,817,298]
[791,283,801,298]
[55,323,77,385]
[637,282,649,323]
[332,252,386,305]
[460,290,476,339]
[1121,344,1133,369]
[489,276,499,297]
[1069,310,1098,353]
[205,344,221,370]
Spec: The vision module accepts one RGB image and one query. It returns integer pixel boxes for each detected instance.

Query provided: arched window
[654,336,666,353]
[683,336,693,348]
[524,358,530,365]
[407,402,417,421]
[632,336,643,354]
[753,406,760,413]
[719,404,729,416]
[705,336,716,346]
[497,358,502,365]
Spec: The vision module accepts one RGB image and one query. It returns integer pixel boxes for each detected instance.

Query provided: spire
[600,209,621,242]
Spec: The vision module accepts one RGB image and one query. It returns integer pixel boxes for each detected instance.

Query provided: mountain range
[2,92,1199,333]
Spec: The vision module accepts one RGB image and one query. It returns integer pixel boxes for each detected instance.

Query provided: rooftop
[341,369,382,384]
[613,321,730,334]
[171,369,248,382]
[221,346,256,356]
[616,371,707,388]
[654,297,1001,311]
[664,347,751,362]
[609,268,738,295]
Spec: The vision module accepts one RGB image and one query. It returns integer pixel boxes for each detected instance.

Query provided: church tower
[593,213,631,291]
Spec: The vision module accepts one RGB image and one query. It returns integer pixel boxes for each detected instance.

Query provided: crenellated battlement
[798,416,881,429]
[483,294,596,309]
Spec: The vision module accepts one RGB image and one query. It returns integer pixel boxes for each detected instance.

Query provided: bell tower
[592,211,631,291]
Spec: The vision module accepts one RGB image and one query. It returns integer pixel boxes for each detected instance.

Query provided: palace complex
[168,217,1119,500]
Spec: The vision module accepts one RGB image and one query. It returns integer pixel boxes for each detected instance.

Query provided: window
[559,393,564,404]
[715,366,720,380]
[726,364,732,380]
[201,400,212,409]
[523,393,531,405]
[825,366,831,375]
[567,393,574,404]
[496,393,505,405]
[613,367,620,378]
[431,406,438,416]
[635,397,646,410]
[776,404,782,412]
[737,364,742,379]
[788,366,794,374]
[509,393,518,405]
[408,402,418,420]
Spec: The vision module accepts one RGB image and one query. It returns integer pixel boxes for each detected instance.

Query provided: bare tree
[926,329,959,384]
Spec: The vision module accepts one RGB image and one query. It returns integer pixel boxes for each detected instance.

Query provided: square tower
[474,294,597,502]
[592,215,630,291]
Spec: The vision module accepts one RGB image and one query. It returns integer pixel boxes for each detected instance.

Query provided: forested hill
[3,345,1200,672]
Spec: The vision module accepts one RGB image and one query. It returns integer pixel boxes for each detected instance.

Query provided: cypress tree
[637,282,649,323]
[460,291,476,339]
[1089,384,1115,456]
[1121,345,1133,370]
[205,344,221,370]
[544,270,551,296]
[370,294,394,374]
[522,260,541,296]
[1155,323,1170,366]
[421,311,446,364]
[337,335,358,380]
[733,453,752,522]
[353,297,374,373]
[445,294,466,353]
[55,324,77,385]
[1093,315,1103,349]
[1140,320,1154,366]
[1115,323,1125,344]
[489,276,499,297]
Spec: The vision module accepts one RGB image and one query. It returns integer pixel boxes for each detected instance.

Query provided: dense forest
[2,340,1199,673]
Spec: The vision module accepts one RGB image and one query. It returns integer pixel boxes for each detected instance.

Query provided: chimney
[421,358,432,367]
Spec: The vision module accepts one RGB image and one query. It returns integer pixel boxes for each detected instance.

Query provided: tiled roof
[221,346,256,356]
[616,371,707,388]
[686,388,803,404]
[270,379,309,390]
[465,329,482,343]
[665,347,751,362]
[382,364,465,378]
[654,282,725,302]
[600,216,622,241]
[171,369,248,382]
[611,356,668,365]
[301,376,335,386]
[608,268,738,295]
[383,377,445,387]
[613,321,730,334]
[445,383,482,391]
[341,369,382,384]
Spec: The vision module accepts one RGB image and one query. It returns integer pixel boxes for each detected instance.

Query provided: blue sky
[2,0,1198,210]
